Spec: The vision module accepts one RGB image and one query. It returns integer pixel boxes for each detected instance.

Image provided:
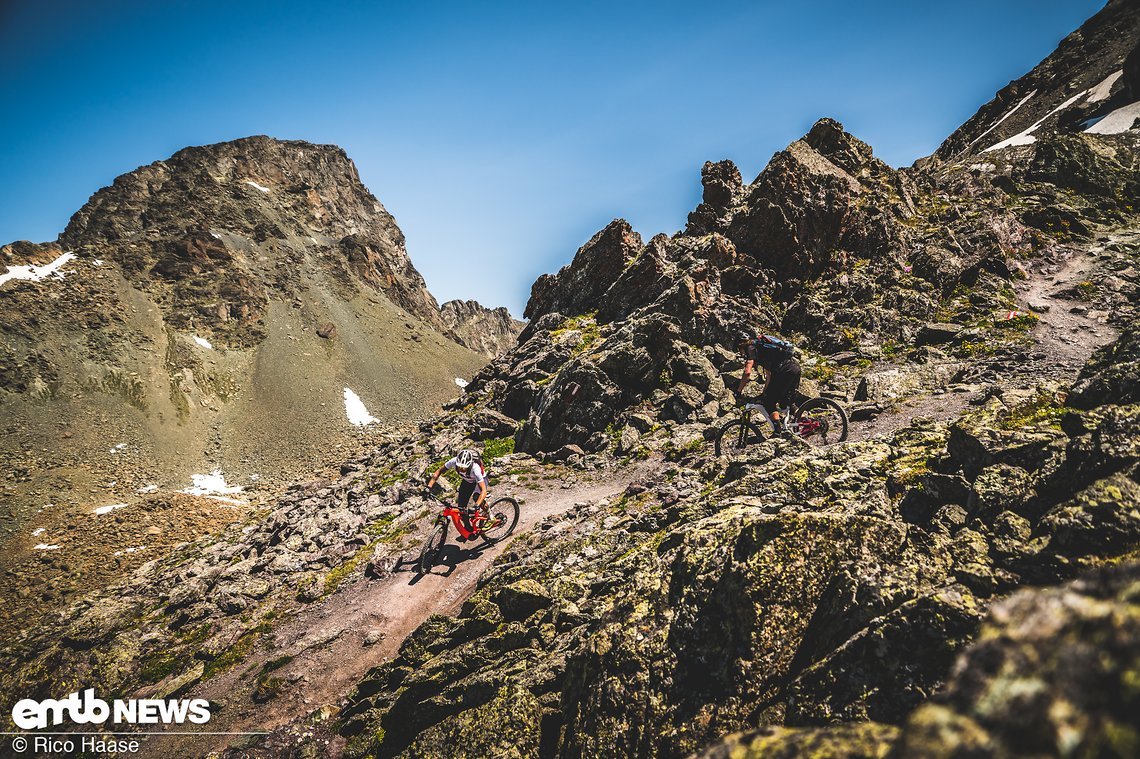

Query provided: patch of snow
[113,546,147,556]
[970,90,1036,147]
[92,259,104,266]
[1085,100,1140,135]
[244,180,271,193]
[454,377,469,389]
[968,163,995,173]
[31,528,45,537]
[0,251,77,287]
[94,503,128,516]
[137,484,159,494]
[210,232,222,239]
[192,335,213,350]
[984,90,1087,152]
[109,442,127,454]
[344,387,379,426]
[33,544,61,551]
[180,470,244,496]
[1086,70,1123,103]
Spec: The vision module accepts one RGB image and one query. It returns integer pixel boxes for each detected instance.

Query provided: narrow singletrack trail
[848,233,1124,442]
[141,465,650,758]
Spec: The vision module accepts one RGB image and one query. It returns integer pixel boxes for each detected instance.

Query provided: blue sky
[0,0,1105,316]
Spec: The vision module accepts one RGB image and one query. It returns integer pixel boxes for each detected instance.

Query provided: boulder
[916,322,963,346]
[494,580,553,622]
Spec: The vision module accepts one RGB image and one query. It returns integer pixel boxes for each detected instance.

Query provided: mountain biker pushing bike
[426,449,488,541]
[736,333,802,432]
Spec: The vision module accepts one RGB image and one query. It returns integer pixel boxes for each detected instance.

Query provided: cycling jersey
[444,457,487,486]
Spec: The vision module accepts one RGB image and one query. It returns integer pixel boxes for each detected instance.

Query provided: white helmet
[455,449,477,469]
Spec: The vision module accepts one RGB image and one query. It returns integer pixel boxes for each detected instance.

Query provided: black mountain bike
[714,398,849,456]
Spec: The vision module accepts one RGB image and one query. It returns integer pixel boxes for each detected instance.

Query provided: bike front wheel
[791,398,849,446]
[714,420,766,457]
[480,497,520,543]
[418,521,447,574]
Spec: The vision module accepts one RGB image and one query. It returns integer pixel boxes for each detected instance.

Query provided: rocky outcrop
[440,299,525,357]
[338,328,1140,758]
[892,562,1140,758]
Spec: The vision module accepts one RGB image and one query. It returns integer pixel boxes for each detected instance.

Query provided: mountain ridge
[1,4,1139,758]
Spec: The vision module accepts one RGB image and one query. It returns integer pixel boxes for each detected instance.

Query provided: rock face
[440,299,525,357]
[60,136,449,343]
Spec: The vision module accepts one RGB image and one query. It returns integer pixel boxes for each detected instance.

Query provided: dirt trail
[850,235,1124,442]
[141,466,648,758]
[1018,236,1122,372]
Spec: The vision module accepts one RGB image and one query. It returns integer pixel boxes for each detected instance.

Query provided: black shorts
[457,479,478,508]
[760,359,801,410]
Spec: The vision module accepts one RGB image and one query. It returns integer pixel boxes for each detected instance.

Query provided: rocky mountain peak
[934,0,1140,160]
[439,299,525,357]
[59,135,448,345]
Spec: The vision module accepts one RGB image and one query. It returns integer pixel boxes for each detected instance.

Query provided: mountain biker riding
[426,449,488,541]
[735,333,802,431]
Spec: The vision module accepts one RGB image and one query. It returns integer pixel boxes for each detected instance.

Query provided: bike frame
[428,493,490,540]
[741,401,822,437]
[742,402,782,431]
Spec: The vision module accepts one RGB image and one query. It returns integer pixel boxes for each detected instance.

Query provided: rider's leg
[456,480,476,537]
[763,363,801,433]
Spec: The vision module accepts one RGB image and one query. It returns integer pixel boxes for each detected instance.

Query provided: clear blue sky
[0,0,1105,317]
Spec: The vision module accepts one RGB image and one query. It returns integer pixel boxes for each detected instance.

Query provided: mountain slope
[0,136,490,636]
[2,5,1140,759]
[935,0,1140,159]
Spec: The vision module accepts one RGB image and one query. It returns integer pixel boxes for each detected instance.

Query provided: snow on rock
[180,470,244,496]
[192,335,213,350]
[970,90,1037,148]
[0,251,77,288]
[344,387,379,426]
[985,90,1087,152]
[93,503,128,516]
[1085,100,1140,135]
[137,484,159,494]
[113,546,147,556]
[109,443,128,454]
[454,377,469,389]
[244,180,271,193]
[33,544,61,551]
[31,528,45,537]
[1087,70,1123,103]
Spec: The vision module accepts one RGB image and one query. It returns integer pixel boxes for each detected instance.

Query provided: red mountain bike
[417,490,520,574]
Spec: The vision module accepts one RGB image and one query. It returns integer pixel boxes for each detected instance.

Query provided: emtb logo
[12,689,211,729]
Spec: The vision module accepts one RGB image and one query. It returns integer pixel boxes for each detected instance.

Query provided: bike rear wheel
[481,496,520,543]
[714,420,766,456]
[418,521,447,574]
[791,397,849,446]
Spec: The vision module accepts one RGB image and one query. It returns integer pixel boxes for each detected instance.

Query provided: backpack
[753,334,794,360]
